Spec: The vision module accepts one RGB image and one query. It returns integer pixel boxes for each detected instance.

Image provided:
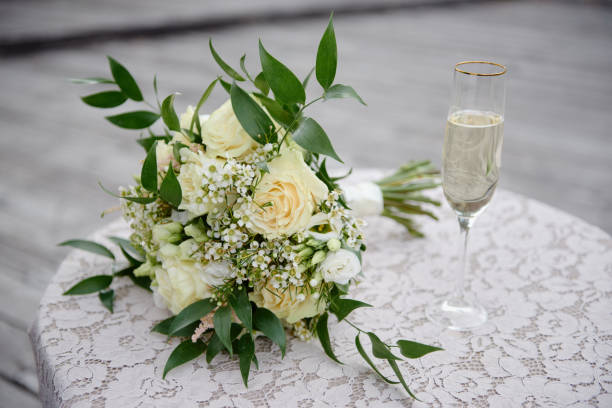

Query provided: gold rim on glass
[455,61,507,77]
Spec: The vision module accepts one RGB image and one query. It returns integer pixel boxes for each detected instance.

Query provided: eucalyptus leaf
[219,78,232,93]
[397,340,443,359]
[387,358,418,400]
[213,306,233,355]
[330,298,372,322]
[253,307,286,356]
[230,83,275,144]
[141,142,158,192]
[70,77,115,85]
[58,239,115,259]
[209,39,245,82]
[316,312,342,364]
[324,84,366,105]
[107,56,143,101]
[64,275,113,295]
[206,333,224,364]
[367,332,402,361]
[159,166,182,208]
[99,289,114,313]
[163,339,206,378]
[229,286,253,331]
[99,182,157,204]
[258,40,305,105]
[302,67,315,88]
[316,14,337,90]
[169,298,216,336]
[253,72,269,95]
[81,91,127,108]
[108,236,143,260]
[106,111,160,129]
[355,334,399,384]
[292,117,342,162]
[253,93,294,127]
[235,334,255,387]
[153,317,200,338]
[151,316,174,335]
[161,94,180,131]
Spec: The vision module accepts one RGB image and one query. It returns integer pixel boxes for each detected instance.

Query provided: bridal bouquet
[60,15,441,398]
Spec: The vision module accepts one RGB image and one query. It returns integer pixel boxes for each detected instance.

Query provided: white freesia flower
[201,99,259,159]
[203,261,233,287]
[244,149,328,238]
[155,240,213,314]
[318,249,361,285]
[249,282,325,324]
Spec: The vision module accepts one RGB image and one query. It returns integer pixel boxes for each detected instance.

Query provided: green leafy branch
[314,290,442,399]
[58,237,151,312]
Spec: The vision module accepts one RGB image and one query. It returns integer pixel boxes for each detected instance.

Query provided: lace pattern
[30,171,612,407]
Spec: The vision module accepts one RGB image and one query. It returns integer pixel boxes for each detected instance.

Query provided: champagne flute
[426,61,507,330]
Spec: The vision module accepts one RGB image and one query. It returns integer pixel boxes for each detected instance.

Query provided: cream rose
[155,239,213,314]
[318,249,361,285]
[201,99,259,159]
[245,149,328,238]
[249,282,325,324]
[179,105,210,135]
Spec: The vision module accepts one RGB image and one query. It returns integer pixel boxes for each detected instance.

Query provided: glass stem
[454,216,473,300]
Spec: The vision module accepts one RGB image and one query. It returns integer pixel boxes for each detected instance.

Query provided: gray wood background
[1,0,611,405]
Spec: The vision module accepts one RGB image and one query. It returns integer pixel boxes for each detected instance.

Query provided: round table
[30,172,612,407]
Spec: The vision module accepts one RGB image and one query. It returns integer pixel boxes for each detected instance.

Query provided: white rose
[201,99,259,159]
[203,261,233,287]
[155,240,213,314]
[244,149,328,239]
[155,141,174,172]
[177,150,225,217]
[179,105,210,134]
[249,282,326,324]
[318,249,361,285]
[340,181,384,217]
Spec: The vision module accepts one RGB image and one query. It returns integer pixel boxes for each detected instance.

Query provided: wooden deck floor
[1,1,611,405]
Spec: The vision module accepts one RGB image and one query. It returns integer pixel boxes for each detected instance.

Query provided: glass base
[426,296,487,331]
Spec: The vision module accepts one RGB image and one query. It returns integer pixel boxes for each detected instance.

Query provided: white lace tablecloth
[30,171,612,407]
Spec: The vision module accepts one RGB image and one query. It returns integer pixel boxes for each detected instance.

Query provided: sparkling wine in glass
[426,61,507,330]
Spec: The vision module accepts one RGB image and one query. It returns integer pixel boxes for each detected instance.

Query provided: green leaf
[253,93,294,127]
[397,340,443,359]
[258,40,305,105]
[137,135,171,152]
[113,264,136,277]
[206,332,224,363]
[58,239,115,259]
[229,286,253,331]
[324,84,366,105]
[159,166,182,208]
[330,298,372,322]
[106,111,160,129]
[161,94,180,131]
[173,142,189,163]
[152,316,174,335]
[70,77,115,85]
[129,274,152,292]
[230,83,275,145]
[163,339,207,378]
[99,289,114,313]
[108,236,143,260]
[219,78,232,93]
[235,334,255,387]
[316,312,342,364]
[213,306,233,355]
[107,56,143,101]
[253,72,269,96]
[239,54,253,81]
[302,67,315,88]
[169,298,216,336]
[253,307,286,356]
[64,275,113,295]
[81,90,127,108]
[189,78,218,136]
[292,117,342,163]
[387,358,419,400]
[316,14,337,90]
[99,182,157,204]
[141,141,158,192]
[209,39,245,82]
[367,332,402,361]
[355,334,399,384]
